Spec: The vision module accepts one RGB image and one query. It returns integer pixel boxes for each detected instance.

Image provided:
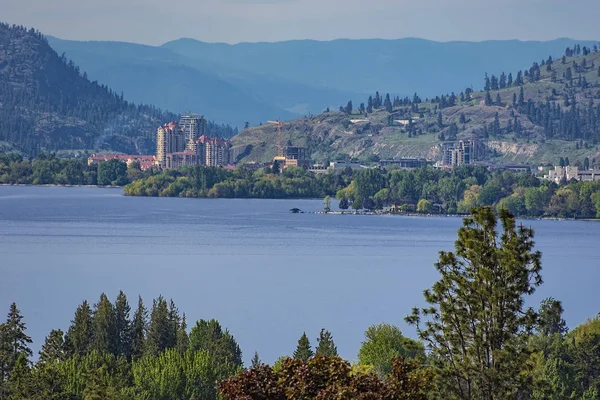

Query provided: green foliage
[293,332,313,362]
[189,319,243,368]
[315,329,338,357]
[407,207,543,399]
[97,160,128,186]
[358,323,424,378]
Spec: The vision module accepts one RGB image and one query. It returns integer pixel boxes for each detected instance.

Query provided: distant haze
[3,0,600,45]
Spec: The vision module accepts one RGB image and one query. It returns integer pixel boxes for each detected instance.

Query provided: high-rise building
[198,135,231,167]
[156,122,186,168]
[179,114,207,142]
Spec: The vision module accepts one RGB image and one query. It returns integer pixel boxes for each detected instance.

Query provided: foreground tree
[315,329,338,357]
[219,355,432,400]
[293,332,313,361]
[0,303,33,395]
[358,323,424,377]
[406,207,543,400]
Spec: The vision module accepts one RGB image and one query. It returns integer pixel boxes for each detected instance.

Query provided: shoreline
[1,185,597,222]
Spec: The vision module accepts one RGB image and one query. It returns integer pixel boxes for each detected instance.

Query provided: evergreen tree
[91,293,116,354]
[495,93,502,106]
[293,332,313,361]
[484,73,491,91]
[176,313,189,354]
[0,303,32,393]
[499,72,507,89]
[65,300,93,356]
[537,297,567,336]
[189,319,243,368]
[437,112,443,128]
[131,296,147,359]
[38,329,65,365]
[507,73,513,87]
[407,207,543,400]
[565,157,570,166]
[584,157,590,170]
[315,329,338,357]
[114,290,132,358]
[250,351,261,368]
[518,86,525,106]
[344,100,353,114]
[146,296,174,356]
[485,91,493,106]
[367,96,373,113]
[559,157,565,167]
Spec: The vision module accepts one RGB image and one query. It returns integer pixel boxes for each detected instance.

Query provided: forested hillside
[0,23,236,156]
[233,45,600,165]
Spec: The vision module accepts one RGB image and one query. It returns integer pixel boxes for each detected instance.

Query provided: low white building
[543,166,600,183]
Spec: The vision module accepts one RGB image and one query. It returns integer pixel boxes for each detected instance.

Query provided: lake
[0,185,599,364]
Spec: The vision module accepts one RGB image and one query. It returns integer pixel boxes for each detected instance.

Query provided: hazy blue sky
[3,0,600,45]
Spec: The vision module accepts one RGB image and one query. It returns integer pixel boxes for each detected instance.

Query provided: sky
[2,0,600,45]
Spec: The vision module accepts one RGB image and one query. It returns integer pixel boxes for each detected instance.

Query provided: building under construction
[274,146,310,168]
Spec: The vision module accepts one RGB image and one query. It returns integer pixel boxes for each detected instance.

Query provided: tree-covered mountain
[232,46,600,166]
[0,23,179,155]
[0,23,238,156]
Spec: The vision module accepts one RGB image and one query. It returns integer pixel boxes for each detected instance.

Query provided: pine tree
[437,112,443,128]
[146,296,173,356]
[131,296,147,359]
[315,329,338,357]
[0,303,32,393]
[293,332,313,361]
[495,93,502,106]
[251,351,261,368]
[189,319,243,368]
[407,207,543,400]
[518,86,525,106]
[176,313,189,354]
[114,291,132,358]
[38,329,65,365]
[65,300,93,356]
[507,73,513,87]
[485,91,493,106]
[91,293,116,354]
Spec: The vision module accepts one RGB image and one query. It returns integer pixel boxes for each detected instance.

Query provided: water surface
[0,186,598,363]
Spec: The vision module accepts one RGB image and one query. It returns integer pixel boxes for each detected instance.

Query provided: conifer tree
[518,86,525,106]
[91,293,116,354]
[485,91,493,106]
[293,332,313,361]
[0,303,32,393]
[189,319,243,368]
[507,73,513,87]
[65,300,93,356]
[407,207,543,400]
[131,296,147,359]
[38,329,65,365]
[146,296,173,356]
[176,313,189,354]
[315,329,338,357]
[251,351,261,368]
[114,291,132,358]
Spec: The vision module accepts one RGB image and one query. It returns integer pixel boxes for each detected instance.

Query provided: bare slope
[233,49,600,165]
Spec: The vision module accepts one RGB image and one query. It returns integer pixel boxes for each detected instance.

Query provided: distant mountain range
[48,36,599,128]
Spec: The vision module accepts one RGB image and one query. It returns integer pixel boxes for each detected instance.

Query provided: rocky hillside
[232,47,600,165]
[0,23,175,155]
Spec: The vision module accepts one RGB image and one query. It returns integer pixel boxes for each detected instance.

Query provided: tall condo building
[179,114,207,142]
[156,122,186,168]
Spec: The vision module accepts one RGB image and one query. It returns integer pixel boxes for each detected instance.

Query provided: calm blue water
[0,186,599,364]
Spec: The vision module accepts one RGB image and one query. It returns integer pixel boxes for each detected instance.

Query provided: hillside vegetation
[233,45,600,165]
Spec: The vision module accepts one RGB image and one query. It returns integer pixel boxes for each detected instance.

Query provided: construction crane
[267,119,283,157]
